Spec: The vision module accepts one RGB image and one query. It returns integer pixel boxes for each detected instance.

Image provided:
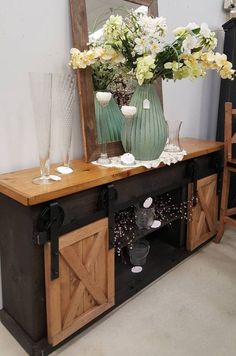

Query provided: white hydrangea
[137,14,167,38]
[186,22,199,31]
[200,23,211,38]
[182,35,199,54]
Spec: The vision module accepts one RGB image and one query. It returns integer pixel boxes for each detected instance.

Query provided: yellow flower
[173,27,188,38]
[93,47,103,58]
[214,53,228,67]
[173,66,190,80]
[103,15,123,43]
[85,49,97,64]
[69,48,81,69]
[164,61,183,71]
[188,64,205,79]
[200,51,216,69]
[100,48,124,64]
[136,55,155,85]
[219,62,235,80]
[181,52,200,66]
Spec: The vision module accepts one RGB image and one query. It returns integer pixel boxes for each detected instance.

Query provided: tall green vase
[128,84,167,160]
[94,93,122,144]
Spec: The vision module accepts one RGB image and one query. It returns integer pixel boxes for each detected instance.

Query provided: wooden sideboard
[0,138,223,355]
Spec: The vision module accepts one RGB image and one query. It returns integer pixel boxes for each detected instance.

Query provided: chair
[215,102,236,243]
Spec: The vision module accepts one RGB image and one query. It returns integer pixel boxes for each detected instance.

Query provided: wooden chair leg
[214,167,230,243]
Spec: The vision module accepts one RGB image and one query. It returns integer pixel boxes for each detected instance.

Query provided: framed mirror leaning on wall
[70,0,162,161]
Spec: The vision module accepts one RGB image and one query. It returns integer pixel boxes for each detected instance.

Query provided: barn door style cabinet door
[187,174,218,251]
[44,218,114,346]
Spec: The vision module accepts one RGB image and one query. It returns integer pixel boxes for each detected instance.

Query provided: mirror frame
[70,0,162,162]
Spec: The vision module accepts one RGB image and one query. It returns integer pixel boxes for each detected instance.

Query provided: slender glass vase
[121,116,133,153]
[53,73,76,174]
[97,106,111,164]
[96,92,112,165]
[128,84,167,161]
[164,120,183,152]
[29,72,53,184]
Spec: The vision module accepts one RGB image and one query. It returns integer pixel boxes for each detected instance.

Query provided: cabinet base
[0,309,51,356]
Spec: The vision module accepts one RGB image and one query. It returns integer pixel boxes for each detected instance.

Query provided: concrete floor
[0,228,236,356]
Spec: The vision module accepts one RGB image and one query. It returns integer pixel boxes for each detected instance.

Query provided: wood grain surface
[0,138,223,206]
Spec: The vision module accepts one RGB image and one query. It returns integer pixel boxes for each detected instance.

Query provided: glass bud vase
[53,73,76,174]
[129,84,167,161]
[121,116,133,153]
[164,120,183,152]
[29,72,53,184]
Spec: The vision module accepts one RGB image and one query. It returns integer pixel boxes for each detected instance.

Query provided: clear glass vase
[95,92,112,165]
[29,72,53,184]
[97,105,111,164]
[121,116,133,153]
[135,206,155,230]
[164,120,183,152]
[53,73,76,174]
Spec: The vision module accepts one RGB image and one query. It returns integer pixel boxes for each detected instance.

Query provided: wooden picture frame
[69,0,162,162]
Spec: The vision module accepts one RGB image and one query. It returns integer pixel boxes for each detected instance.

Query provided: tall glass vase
[53,73,76,174]
[121,117,133,153]
[29,72,53,184]
[97,105,111,164]
[95,92,112,165]
[128,84,167,161]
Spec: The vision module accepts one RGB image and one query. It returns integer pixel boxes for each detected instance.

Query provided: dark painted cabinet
[0,141,222,355]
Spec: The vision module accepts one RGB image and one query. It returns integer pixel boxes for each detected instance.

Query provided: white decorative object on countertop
[120,153,136,166]
[56,166,73,174]
[49,175,62,181]
[92,149,187,169]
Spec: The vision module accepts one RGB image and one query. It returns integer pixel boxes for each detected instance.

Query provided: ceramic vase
[94,94,122,144]
[128,84,167,160]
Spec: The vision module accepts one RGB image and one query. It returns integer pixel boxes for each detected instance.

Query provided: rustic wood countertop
[0,138,223,206]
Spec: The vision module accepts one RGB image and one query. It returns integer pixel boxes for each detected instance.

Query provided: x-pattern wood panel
[197,182,215,235]
[61,233,103,329]
[44,218,115,346]
[187,175,218,251]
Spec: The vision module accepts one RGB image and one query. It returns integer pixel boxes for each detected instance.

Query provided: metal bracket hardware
[212,153,223,195]
[34,202,64,280]
[187,159,199,206]
[100,184,118,249]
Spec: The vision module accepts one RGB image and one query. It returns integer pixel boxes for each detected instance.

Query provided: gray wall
[159,0,225,139]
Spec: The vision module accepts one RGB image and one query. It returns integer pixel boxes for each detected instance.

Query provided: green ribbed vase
[128,84,167,160]
[94,93,122,144]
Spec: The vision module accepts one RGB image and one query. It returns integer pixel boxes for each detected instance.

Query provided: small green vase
[128,84,167,160]
[94,93,122,144]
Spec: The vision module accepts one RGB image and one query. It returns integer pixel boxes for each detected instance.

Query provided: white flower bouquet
[70,10,235,85]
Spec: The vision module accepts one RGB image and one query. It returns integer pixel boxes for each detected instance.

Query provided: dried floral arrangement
[113,192,193,255]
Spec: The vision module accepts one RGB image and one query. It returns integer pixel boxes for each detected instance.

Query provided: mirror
[70,0,161,161]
